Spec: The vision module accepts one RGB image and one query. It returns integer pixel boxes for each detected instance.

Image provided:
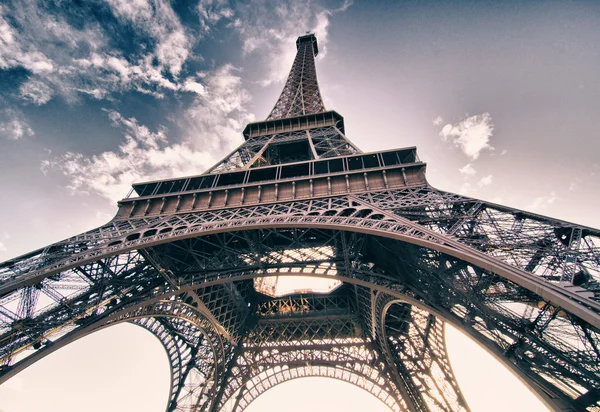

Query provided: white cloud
[183,79,207,96]
[433,116,443,126]
[184,64,255,151]
[500,149,508,155]
[0,0,202,106]
[197,0,235,33]
[0,108,34,140]
[477,174,493,187]
[75,88,109,100]
[0,0,349,111]
[43,64,254,202]
[42,110,213,202]
[458,164,476,176]
[105,0,192,76]
[439,113,495,160]
[232,0,352,86]
[20,78,53,105]
[0,2,118,103]
[0,5,55,75]
[527,192,558,211]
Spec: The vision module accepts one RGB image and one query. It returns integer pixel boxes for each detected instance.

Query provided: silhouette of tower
[1,34,599,411]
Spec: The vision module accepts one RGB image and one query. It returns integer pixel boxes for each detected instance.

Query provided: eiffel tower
[1,33,600,412]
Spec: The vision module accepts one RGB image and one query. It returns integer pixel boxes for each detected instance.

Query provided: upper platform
[296,33,319,56]
[242,111,344,140]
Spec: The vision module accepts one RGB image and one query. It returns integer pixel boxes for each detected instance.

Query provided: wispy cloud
[0,4,55,75]
[184,64,255,151]
[0,2,108,104]
[1,0,350,109]
[232,0,352,86]
[433,116,443,126]
[0,107,34,140]
[0,0,201,105]
[42,110,213,202]
[458,163,476,176]
[439,113,494,160]
[20,79,53,105]
[105,0,193,77]
[197,0,235,33]
[42,64,254,202]
[477,174,493,187]
[527,192,558,211]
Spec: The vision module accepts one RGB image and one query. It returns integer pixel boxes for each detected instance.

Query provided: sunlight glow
[253,246,342,297]
[445,324,549,412]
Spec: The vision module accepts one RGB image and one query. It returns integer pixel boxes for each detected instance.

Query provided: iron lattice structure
[1,34,600,411]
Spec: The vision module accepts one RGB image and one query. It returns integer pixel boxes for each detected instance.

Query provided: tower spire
[266,33,326,120]
[2,29,599,412]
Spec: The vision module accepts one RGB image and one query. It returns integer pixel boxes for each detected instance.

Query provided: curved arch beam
[3,214,598,330]
[376,295,469,412]
[235,364,402,412]
[217,341,405,412]
[169,272,581,410]
[0,300,227,411]
[0,270,580,411]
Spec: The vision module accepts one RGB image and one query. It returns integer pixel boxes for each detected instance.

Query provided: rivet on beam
[190,193,198,210]
[128,201,137,218]
[143,199,151,215]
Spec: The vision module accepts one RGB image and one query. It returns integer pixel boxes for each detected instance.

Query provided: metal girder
[3,190,598,329]
[2,32,600,412]
[266,34,325,121]
[374,293,469,412]
[3,225,598,410]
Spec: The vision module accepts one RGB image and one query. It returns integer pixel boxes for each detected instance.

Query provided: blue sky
[0,0,599,410]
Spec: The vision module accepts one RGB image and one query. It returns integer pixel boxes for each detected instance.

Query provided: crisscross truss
[376,295,468,411]
[207,122,358,174]
[266,34,325,121]
[1,186,600,410]
[2,31,600,412]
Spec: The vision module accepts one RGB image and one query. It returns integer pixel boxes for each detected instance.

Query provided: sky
[0,0,599,410]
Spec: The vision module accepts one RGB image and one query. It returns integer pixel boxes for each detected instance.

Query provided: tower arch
[1,31,599,412]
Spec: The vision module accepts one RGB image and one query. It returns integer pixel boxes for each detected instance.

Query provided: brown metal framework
[1,33,599,411]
